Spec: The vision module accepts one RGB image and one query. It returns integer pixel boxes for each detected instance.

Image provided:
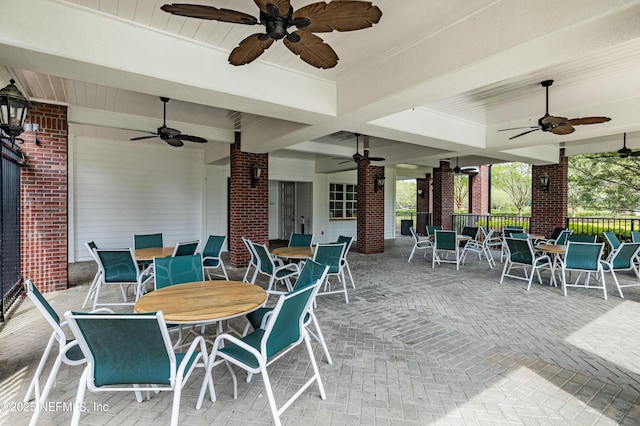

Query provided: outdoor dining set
[22,232,354,426]
[408,225,640,300]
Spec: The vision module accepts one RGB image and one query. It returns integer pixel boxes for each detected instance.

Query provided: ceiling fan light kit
[161,1,382,69]
[499,79,611,140]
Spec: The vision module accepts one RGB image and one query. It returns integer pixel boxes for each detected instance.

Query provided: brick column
[470,165,489,214]
[416,175,431,234]
[21,102,68,293]
[356,160,384,254]
[228,132,268,267]
[531,149,568,236]
[432,160,454,229]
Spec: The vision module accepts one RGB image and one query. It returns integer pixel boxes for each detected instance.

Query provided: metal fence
[450,214,531,235]
[1,139,25,321]
[567,217,640,241]
[448,213,640,241]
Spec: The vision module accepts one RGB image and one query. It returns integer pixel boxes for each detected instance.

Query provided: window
[329,183,357,219]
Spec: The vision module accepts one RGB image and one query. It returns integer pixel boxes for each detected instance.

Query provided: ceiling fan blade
[498,126,539,132]
[630,151,640,157]
[177,134,208,143]
[368,156,386,162]
[284,31,338,69]
[254,0,292,17]
[565,116,612,126]
[166,137,184,147]
[508,128,540,140]
[229,34,275,66]
[130,135,159,141]
[293,1,382,33]
[160,4,258,24]
[550,125,575,136]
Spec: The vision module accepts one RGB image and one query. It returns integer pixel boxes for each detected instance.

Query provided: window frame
[329,183,357,220]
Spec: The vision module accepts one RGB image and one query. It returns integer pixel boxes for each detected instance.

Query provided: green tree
[491,162,531,215]
[395,180,417,209]
[454,175,469,211]
[569,154,640,215]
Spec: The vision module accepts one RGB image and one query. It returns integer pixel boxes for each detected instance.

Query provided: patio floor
[2,237,640,425]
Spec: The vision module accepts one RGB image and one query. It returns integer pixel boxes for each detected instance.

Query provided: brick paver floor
[2,237,640,425]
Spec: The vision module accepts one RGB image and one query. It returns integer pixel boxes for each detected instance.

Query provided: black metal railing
[451,214,531,235]
[448,213,640,241]
[566,217,640,241]
[1,138,25,322]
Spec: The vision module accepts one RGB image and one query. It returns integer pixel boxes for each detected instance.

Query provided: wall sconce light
[0,79,31,142]
[417,188,424,198]
[251,163,262,187]
[374,177,385,192]
[540,172,550,193]
[24,123,40,144]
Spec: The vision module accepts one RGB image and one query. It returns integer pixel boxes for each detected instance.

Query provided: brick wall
[356,161,384,254]
[432,161,454,229]
[228,133,269,267]
[531,150,568,236]
[20,102,68,293]
[470,165,489,214]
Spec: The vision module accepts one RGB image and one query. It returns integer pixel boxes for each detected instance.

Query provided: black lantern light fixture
[540,172,550,193]
[251,163,262,187]
[417,188,424,198]
[0,79,31,142]
[374,177,385,192]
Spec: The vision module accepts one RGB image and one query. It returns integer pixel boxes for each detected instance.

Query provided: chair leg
[307,312,332,364]
[340,272,349,304]
[260,363,282,426]
[408,246,416,262]
[170,378,183,426]
[610,271,624,298]
[242,263,252,282]
[24,333,56,403]
[69,368,89,426]
[220,262,229,280]
[304,332,327,400]
[344,261,356,289]
[81,271,101,309]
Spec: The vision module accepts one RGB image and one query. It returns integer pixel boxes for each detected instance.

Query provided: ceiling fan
[591,133,640,159]
[160,1,382,69]
[339,133,385,164]
[452,157,477,175]
[499,80,611,140]
[130,97,208,147]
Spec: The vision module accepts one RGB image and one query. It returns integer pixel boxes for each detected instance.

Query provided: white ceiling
[3,0,640,177]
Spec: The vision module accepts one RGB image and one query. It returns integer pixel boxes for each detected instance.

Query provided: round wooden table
[134,280,267,324]
[535,244,567,287]
[134,247,175,261]
[271,246,315,259]
[536,244,567,254]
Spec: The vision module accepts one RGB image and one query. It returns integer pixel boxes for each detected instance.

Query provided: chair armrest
[177,336,208,378]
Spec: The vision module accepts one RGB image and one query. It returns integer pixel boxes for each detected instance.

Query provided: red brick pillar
[20,102,68,293]
[228,132,268,267]
[356,160,384,254]
[432,160,454,229]
[531,149,568,236]
[470,165,489,214]
[416,175,431,234]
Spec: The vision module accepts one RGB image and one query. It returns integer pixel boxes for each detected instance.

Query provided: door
[281,182,296,240]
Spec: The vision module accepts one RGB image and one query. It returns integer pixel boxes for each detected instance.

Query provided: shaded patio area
[2,237,640,425]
